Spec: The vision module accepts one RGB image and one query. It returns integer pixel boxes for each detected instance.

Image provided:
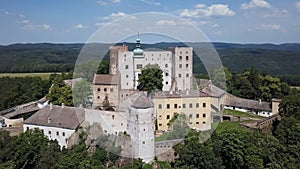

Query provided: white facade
[128,106,155,163]
[115,40,193,92]
[24,124,75,148]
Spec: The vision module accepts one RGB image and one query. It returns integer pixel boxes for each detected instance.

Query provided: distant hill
[0,42,299,76]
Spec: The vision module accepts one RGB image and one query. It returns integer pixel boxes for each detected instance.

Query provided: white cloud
[241,0,271,10]
[260,24,281,31]
[263,8,288,18]
[74,24,88,29]
[19,14,25,18]
[211,23,220,28]
[22,24,50,30]
[99,12,136,21]
[155,20,177,26]
[296,1,300,12]
[21,20,29,24]
[97,0,121,5]
[180,4,235,18]
[140,0,160,6]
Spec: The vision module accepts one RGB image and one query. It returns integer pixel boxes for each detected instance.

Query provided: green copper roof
[133,38,144,57]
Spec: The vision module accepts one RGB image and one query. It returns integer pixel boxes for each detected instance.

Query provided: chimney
[47,117,51,124]
[62,103,65,108]
[50,103,53,110]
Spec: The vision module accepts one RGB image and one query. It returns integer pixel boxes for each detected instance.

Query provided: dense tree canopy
[138,64,163,93]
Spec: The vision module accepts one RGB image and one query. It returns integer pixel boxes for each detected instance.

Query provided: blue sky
[0,0,300,44]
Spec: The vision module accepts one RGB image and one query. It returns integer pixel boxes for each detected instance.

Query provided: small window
[189,114,192,118]
[158,104,162,109]
[186,64,188,68]
[166,81,168,85]
[179,74,181,78]
[165,64,168,68]
[165,72,169,76]
[196,122,199,124]
[179,64,182,68]
[189,103,193,108]
[104,88,107,92]
[174,104,178,109]
[186,56,189,60]
[186,51,188,54]
[112,115,115,119]
[196,103,199,108]
[166,115,170,119]
[41,129,44,133]
[203,121,206,124]
[186,73,189,77]
[97,88,100,91]
[97,96,100,99]
[203,114,206,118]
[26,127,29,131]
[182,103,186,108]
[56,131,59,136]
[179,56,182,60]
[180,51,182,54]
[136,64,143,69]
[142,141,145,144]
[125,65,128,69]
[110,88,113,92]
[203,103,206,108]
[48,131,51,135]
[196,114,200,118]
[167,104,170,109]
[126,75,129,78]
[62,132,65,136]
[159,124,162,126]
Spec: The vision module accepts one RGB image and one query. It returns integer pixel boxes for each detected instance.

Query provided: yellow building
[153,90,211,131]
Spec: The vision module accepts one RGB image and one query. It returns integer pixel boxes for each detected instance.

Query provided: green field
[223,109,265,119]
[0,73,58,80]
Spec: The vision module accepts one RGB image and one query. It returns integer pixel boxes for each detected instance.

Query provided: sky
[0,0,300,44]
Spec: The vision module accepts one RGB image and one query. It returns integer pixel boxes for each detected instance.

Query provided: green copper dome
[133,38,144,57]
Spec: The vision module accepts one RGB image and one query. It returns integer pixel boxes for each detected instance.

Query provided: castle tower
[127,92,155,163]
[109,45,128,74]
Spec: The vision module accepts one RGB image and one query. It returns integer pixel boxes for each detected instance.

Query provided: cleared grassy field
[0,73,58,80]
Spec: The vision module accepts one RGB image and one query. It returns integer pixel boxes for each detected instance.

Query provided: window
[167,104,170,109]
[186,73,189,77]
[142,141,145,144]
[196,122,199,124]
[174,104,178,109]
[179,64,182,68]
[165,64,168,68]
[125,65,128,69]
[203,121,206,124]
[196,114,200,118]
[104,88,107,92]
[26,127,29,131]
[112,115,115,119]
[62,132,65,136]
[41,129,44,133]
[203,103,206,108]
[186,56,189,60]
[186,64,188,68]
[48,131,51,135]
[182,103,186,108]
[136,64,142,69]
[203,114,206,118]
[56,131,59,136]
[189,103,193,108]
[179,74,181,78]
[179,56,182,60]
[180,51,182,54]
[110,88,113,92]
[165,72,169,76]
[97,88,100,91]
[166,115,170,119]
[126,75,129,78]
[166,81,168,85]
[189,114,192,118]
[158,104,162,109]
[186,51,188,54]
[159,124,162,126]
[196,103,199,108]
[97,96,100,99]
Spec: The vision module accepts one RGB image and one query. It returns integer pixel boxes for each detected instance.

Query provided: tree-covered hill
[0,42,300,76]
